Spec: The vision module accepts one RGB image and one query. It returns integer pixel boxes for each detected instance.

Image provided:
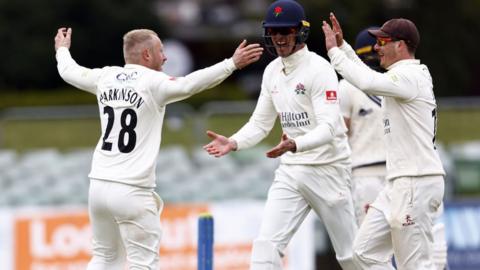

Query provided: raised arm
[326,13,370,67]
[322,16,416,100]
[55,27,103,94]
[152,40,263,105]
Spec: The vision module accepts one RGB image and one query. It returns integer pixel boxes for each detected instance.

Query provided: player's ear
[141,48,151,62]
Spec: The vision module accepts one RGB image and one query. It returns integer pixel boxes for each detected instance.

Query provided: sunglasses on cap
[266,27,297,36]
[376,37,400,46]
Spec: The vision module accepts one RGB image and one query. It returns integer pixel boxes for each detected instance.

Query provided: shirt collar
[386,59,420,70]
[281,45,308,75]
[124,63,148,70]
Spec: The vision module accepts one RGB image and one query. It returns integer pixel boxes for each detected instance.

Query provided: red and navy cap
[368,18,420,49]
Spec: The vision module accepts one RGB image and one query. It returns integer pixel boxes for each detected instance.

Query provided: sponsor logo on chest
[326,90,337,100]
[116,71,138,82]
[279,111,311,128]
[98,71,145,109]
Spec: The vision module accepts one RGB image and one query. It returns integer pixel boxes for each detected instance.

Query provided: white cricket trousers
[353,175,444,270]
[250,164,358,270]
[351,165,386,225]
[87,179,163,270]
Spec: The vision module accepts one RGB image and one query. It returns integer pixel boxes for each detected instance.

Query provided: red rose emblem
[274,6,282,17]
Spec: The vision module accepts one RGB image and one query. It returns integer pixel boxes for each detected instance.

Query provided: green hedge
[0,82,249,110]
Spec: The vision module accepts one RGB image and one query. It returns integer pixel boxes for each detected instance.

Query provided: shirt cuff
[339,40,350,51]
[229,135,244,150]
[294,137,310,153]
[224,58,237,73]
[327,47,342,59]
[56,46,70,60]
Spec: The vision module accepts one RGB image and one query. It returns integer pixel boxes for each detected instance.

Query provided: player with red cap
[323,13,446,270]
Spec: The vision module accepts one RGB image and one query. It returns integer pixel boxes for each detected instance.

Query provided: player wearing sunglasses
[323,13,445,270]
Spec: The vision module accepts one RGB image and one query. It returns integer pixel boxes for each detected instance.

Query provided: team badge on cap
[274,6,283,17]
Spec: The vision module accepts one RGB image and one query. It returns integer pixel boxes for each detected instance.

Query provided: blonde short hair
[123,29,159,64]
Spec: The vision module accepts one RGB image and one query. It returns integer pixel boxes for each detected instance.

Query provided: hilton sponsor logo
[279,112,311,128]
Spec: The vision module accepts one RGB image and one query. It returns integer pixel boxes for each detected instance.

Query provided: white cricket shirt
[338,79,386,169]
[231,46,350,165]
[328,42,445,180]
[56,47,236,187]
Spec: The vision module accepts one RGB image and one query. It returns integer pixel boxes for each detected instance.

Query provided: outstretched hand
[266,133,297,158]
[203,130,237,158]
[322,12,343,51]
[55,27,72,51]
[232,40,264,69]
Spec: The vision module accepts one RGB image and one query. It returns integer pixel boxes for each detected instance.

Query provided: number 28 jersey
[89,65,164,188]
[56,47,236,187]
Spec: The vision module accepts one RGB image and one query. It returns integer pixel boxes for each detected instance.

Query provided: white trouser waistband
[352,164,386,177]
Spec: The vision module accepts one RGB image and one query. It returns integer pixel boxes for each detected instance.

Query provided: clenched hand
[55,27,72,51]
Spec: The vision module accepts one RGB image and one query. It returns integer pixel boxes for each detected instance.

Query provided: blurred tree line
[0,0,165,89]
[304,0,480,97]
[1,0,480,98]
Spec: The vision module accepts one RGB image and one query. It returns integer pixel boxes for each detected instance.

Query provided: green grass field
[1,108,479,152]
[0,114,283,151]
[437,109,480,143]
[2,106,480,197]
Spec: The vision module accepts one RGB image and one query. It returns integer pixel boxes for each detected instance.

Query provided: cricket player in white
[337,27,387,226]
[204,1,357,269]
[323,13,446,270]
[54,27,263,269]
[339,26,448,270]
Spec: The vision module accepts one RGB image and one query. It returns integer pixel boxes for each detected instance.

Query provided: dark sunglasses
[266,27,296,36]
